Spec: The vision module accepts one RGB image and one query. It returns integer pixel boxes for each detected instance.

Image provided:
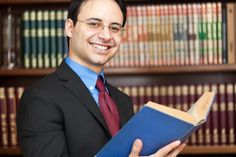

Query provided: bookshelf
[0,0,236,156]
[1,145,236,156]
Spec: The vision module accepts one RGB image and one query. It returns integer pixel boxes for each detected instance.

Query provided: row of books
[109,2,227,68]
[118,83,236,146]
[22,9,68,69]
[0,87,24,147]
[0,82,235,148]
[1,2,236,69]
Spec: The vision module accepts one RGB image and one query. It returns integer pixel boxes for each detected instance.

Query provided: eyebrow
[85,17,122,26]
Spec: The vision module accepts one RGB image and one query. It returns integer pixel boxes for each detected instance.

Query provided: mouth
[90,43,112,51]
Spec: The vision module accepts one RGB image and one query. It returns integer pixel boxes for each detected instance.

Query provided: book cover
[95,92,215,157]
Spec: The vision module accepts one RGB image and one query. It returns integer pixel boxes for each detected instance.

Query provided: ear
[65,18,75,38]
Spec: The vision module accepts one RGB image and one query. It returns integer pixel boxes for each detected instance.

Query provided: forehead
[78,0,123,24]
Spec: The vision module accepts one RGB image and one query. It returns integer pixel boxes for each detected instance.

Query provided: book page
[187,92,216,121]
[146,102,198,125]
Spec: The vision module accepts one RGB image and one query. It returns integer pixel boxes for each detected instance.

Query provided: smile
[91,43,110,50]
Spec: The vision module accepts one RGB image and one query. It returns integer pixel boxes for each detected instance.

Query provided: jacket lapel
[56,60,111,135]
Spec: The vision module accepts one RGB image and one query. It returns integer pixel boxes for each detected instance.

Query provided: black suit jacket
[17,60,134,157]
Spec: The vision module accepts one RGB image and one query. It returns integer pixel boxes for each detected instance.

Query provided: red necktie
[96,77,120,136]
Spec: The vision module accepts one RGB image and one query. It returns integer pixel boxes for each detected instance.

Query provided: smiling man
[17,0,185,157]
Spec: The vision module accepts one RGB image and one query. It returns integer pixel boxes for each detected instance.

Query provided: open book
[95,91,216,157]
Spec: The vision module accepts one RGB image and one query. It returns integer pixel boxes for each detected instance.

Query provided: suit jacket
[17,60,134,157]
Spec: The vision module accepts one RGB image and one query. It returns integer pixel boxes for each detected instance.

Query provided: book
[227,3,236,64]
[95,91,215,157]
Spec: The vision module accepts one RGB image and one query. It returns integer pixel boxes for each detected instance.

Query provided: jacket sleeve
[17,87,69,157]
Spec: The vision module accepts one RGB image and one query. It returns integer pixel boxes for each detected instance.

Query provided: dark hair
[67,0,127,27]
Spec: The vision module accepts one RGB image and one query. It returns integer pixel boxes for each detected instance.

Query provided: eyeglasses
[77,19,125,36]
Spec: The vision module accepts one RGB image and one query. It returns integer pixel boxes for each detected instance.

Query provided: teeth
[92,44,108,50]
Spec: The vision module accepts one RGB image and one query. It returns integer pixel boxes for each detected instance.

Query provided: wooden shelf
[0,0,70,4]
[106,64,236,75]
[0,64,236,77]
[0,68,55,77]
[182,145,236,154]
[0,148,21,155]
[0,0,205,5]
[0,146,236,155]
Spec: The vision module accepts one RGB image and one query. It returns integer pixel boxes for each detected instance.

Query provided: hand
[129,139,186,157]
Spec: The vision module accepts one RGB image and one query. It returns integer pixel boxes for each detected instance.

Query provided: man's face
[66,0,124,73]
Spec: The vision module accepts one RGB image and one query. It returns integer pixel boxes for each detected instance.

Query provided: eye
[109,25,121,33]
[87,21,101,29]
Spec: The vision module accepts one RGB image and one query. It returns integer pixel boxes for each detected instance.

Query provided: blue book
[95,92,216,157]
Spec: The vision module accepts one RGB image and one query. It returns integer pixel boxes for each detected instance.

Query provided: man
[17,0,185,156]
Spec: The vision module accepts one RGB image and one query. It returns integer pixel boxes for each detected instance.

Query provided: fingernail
[135,139,141,146]
[175,140,181,145]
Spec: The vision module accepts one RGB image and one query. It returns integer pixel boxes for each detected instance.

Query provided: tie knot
[96,77,106,92]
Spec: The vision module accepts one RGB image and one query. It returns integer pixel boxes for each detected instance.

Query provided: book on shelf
[95,91,216,157]
[227,3,236,64]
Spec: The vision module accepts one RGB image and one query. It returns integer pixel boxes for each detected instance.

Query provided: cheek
[114,36,122,46]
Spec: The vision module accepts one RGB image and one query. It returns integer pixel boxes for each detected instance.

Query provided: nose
[98,26,112,42]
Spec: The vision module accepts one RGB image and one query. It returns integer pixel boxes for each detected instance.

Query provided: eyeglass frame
[76,18,125,36]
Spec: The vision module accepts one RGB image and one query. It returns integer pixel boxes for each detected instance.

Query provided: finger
[167,143,186,157]
[155,141,181,156]
[129,139,143,157]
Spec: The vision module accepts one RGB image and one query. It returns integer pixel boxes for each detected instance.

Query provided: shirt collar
[65,57,105,93]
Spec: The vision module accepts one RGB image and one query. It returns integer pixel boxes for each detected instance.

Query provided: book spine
[49,10,57,68]
[201,3,208,65]
[217,2,223,64]
[227,3,236,64]
[206,3,214,64]
[182,4,189,65]
[37,10,44,68]
[156,5,163,66]
[159,85,167,105]
[212,3,218,64]
[219,83,227,144]
[130,86,139,113]
[145,86,153,105]
[196,84,204,145]
[203,84,211,145]
[0,88,8,147]
[168,5,175,66]
[153,85,159,105]
[142,6,149,67]
[6,87,17,147]
[147,5,154,66]
[174,85,182,111]
[211,84,219,145]
[43,10,50,68]
[187,4,195,65]
[226,83,235,145]
[30,10,37,68]
[221,3,227,64]
[138,86,145,109]
[190,85,197,145]
[22,11,31,68]
[131,6,139,67]
[56,10,64,66]
[167,85,174,108]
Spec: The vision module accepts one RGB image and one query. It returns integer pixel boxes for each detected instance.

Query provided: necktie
[96,77,120,136]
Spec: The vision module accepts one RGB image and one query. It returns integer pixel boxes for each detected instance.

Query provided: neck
[68,54,103,74]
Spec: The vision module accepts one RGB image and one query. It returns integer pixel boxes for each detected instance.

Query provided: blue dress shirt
[65,57,105,105]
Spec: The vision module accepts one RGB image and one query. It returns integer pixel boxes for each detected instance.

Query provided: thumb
[129,139,143,157]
